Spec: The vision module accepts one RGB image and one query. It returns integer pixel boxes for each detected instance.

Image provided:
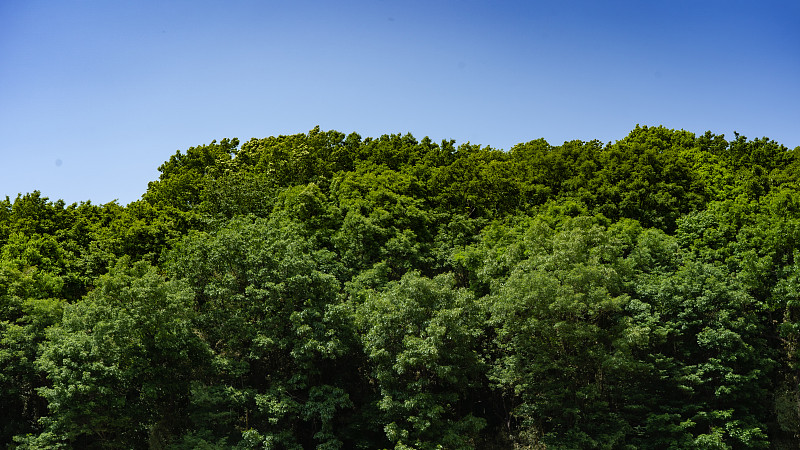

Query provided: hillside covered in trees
[3,125,800,448]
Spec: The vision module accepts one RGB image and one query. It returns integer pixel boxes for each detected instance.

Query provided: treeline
[2,125,800,448]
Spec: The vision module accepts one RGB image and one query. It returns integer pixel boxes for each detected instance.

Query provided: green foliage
[3,126,800,448]
[488,217,641,447]
[356,272,487,449]
[0,259,65,443]
[145,138,239,211]
[632,259,773,448]
[29,259,204,448]
[167,216,358,448]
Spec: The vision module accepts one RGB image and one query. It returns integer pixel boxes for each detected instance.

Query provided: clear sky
[2,0,798,205]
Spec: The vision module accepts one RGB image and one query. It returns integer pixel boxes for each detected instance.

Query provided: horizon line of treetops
[3,125,800,448]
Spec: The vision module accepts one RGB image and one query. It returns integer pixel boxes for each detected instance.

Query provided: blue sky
[2,0,798,205]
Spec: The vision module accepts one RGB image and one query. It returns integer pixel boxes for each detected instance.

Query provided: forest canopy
[2,125,800,448]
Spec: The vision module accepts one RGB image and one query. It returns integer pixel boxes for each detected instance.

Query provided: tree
[488,217,640,447]
[0,259,64,443]
[26,259,205,448]
[167,216,359,448]
[355,272,487,449]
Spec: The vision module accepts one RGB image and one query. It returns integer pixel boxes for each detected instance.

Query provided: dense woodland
[2,125,800,448]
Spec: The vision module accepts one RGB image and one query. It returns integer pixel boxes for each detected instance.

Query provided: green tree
[488,217,641,448]
[167,216,359,448]
[26,259,205,449]
[0,259,65,444]
[632,259,773,448]
[355,272,487,449]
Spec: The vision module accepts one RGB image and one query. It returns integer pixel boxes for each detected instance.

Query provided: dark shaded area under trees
[2,125,800,448]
